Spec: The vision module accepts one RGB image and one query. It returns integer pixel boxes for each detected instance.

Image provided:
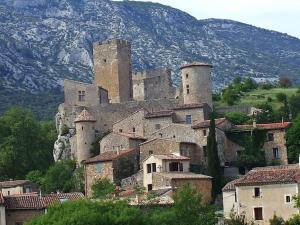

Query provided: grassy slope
[215,88,298,109]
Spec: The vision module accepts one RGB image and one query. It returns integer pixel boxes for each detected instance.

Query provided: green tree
[225,209,254,225]
[26,170,44,186]
[223,88,239,105]
[91,178,115,199]
[42,160,76,193]
[286,215,300,225]
[286,114,300,163]
[276,93,287,103]
[173,184,217,225]
[289,94,300,119]
[0,107,55,180]
[225,112,250,125]
[207,112,222,200]
[269,214,285,225]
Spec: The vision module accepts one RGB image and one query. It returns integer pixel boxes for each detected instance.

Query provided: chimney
[253,119,257,128]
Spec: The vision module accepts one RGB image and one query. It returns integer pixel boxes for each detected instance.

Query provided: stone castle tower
[93,39,132,103]
[181,62,213,107]
[74,109,96,164]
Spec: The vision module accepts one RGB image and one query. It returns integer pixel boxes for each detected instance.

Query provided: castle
[54,39,290,197]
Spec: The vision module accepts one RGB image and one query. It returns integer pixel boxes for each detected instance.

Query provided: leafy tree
[278,78,292,88]
[207,112,222,200]
[289,94,300,119]
[91,178,115,199]
[222,88,239,105]
[276,93,287,103]
[233,76,242,85]
[0,107,55,180]
[173,184,217,225]
[269,214,285,225]
[225,209,254,225]
[114,157,135,184]
[241,78,257,92]
[286,114,300,163]
[26,170,44,186]
[255,103,276,123]
[42,160,76,193]
[286,215,300,225]
[226,112,250,125]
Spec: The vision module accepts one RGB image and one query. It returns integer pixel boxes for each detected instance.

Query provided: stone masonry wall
[6,209,44,225]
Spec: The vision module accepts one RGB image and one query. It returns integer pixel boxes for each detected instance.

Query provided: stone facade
[132,69,175,101]
[93,39,132,103]
[5,209,44,225]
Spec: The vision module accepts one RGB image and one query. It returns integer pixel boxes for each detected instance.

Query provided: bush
[225,112,250,125]
[269,214,285,225]
[91,178,115,199]
[286,214,300,225]
[224,209,254,225]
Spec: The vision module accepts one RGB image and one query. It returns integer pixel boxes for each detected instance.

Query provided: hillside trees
[0,107,55,180]
[286,114,300,163]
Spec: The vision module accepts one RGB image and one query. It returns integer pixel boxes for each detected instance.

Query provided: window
[119,129,123,133]
[96,163,104,173]
[147,184,153,191]
[186,73,189,79]
[78,91,86,102]
[103,59,107,63]
[254,207,263,220]
[155,124,161,130]
[169,162,183,172]
[186,85,190,94]
[203,129,207,137]
[152,163,156,172]
[267,133,274,141]
[132,127,136,133]
[8,191,10,196]
[147,164,152,173]
[159,133,163,138]
[149,150,153,155]
[186,115,192,124]
[254,187,260,197]
[23,186,31,193]
[286,195,291,203]
[203,146,207,157]
[273,148,279,159]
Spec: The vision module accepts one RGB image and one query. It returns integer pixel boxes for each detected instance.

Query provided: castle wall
[64,80,106,107]
[93,40,132,103]
[132,69,175,101]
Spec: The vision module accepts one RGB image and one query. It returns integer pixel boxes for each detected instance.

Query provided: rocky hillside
[1,0,300,119]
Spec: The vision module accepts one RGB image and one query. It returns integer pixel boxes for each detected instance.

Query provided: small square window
[119,129,123,133]
[203,129,207,137]
[186,115,192,124]
[267,133,274,141]
[152,163,156,172]
[147,164,152,174]
[149,150,153,155]
[186,73,189,79]
[132,127,136,133]
[186,85,190,94]
[273,148,279,159]
[254,207,263,220]
[286,195,291,203]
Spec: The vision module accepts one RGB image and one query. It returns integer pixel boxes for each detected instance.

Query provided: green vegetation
[286,114,300,163]
[27,184,218,225]
[225,112,251,125]
[91,178,115,199]
[0,107,56,180]
[269,215,285,225]
[207,112,222,200]
[225,209,254,225]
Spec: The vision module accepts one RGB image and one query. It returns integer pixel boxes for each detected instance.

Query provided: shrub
[91,178,115,199]
[269,214,285,225]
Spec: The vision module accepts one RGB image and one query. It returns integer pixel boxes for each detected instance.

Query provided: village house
[222,164,300,224]
[0,180,39,197]
[0,192,83,225]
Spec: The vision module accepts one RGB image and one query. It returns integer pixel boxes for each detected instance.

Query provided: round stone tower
[74,109,96,165]
[180,62,213,108]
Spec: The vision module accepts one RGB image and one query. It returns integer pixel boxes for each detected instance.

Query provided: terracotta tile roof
[232,122,291,131]
[154,154,190,161]
[180,61,213,69]
[0,180,31,188]
[3,192,84,209]
[192,118,226,129]
[235,164,300,186]
[173,103,208,110]
[85,148,138,164]
[157,172,212,180]
[74,109,96,123]
[145,110,174,119]
[222,177,243,192]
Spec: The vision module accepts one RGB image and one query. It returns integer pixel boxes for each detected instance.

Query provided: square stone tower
[93,39,132,103]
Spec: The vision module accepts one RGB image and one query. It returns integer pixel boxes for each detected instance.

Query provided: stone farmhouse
[0,192,83,225]
[0,180,39,197]
[223,164,300,225]
[54,39,291,199]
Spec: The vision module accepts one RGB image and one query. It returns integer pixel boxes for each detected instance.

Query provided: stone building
[223,164,300,224]
[0,180,39,197]
[0,192,83,225]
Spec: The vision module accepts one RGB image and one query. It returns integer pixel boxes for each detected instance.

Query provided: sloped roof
[153,154,190,161]
[85,149,138,164]
[173,103,208,110]
[192,118,226,129]
[74,109,96,123]
[222,177,243,192]
[235,164,300,186]
[180,62,213,69]
[3,192,84,210]
[0,180,32,188]
[145,110,174,119]
[157,172,212,180]
[232,122,291,131]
